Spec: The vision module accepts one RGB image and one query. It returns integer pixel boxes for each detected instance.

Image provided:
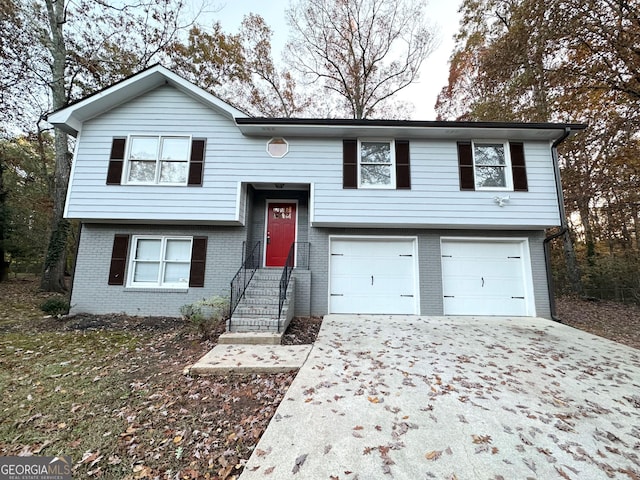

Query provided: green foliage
[0,135,54,275]
[180,296,230,341]
[40,296,70,316]
[582,252,640,304]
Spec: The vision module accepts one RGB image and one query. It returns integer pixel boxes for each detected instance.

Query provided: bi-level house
[47,65,584,332]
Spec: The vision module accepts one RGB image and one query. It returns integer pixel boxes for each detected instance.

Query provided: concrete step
[218,331,283,345]
[233,304,286,317]
[239,296,281,306]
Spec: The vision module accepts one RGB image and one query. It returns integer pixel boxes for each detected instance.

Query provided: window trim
[126,235,194,289]
[124,134,193,186]
[472,140,514,191]
[357,138,396,189]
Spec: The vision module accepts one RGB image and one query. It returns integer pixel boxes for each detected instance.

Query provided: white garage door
[329,238,418,314]
[441,239,534,316]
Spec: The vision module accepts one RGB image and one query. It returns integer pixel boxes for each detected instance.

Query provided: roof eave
[234,118,587,141]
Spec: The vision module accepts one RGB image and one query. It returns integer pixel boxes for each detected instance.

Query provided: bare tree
[286,0,438,119]
[1,0,205,292]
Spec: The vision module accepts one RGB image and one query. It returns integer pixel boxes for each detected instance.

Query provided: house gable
[47,65,247,136]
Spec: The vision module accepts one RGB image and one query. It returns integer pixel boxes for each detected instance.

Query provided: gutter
[543,126,573,322]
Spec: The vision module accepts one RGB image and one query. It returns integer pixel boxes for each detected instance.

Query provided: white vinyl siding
[65,85,561,228]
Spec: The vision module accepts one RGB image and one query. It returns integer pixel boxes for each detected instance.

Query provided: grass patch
[0,329,144,477]
[0,277,296,479]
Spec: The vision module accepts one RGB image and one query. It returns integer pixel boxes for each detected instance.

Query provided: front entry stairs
[222,269,295,344]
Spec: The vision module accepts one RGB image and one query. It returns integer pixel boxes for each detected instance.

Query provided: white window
[126,135,191,184]
[128,236,192,288]
[266,138,289,158]
[473,141,512,190]
[358,140,395,188]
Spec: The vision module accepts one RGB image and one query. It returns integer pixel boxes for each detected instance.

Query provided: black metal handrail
[229,241,261,321]
[278,242,296,331]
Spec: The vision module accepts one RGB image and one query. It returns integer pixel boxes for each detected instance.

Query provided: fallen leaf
[471,434,492,444]
[425,450,442,461]
[292,454,308,474]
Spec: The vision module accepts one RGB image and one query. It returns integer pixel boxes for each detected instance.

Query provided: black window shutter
[395,140,411,189]
[343,139,358,189]
[510,142,528,191]
[188,139,206,186]
[457,141,475,191]
[189,236,208,287]
[108,234,130,285]
[106,138,126,185]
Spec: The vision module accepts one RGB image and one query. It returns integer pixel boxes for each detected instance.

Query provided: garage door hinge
[399,254,413,257]
[442,255,452,258]
[511,296,525,299]
[444,295,455,298]
[507,256,521,259]
[330,293,344,296]
[331,253,344,256]
[400,295,414,297]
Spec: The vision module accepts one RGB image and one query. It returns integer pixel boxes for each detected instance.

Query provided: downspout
[543,127,572,322]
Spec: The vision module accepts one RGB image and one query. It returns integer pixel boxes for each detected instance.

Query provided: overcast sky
[207,0,462,119]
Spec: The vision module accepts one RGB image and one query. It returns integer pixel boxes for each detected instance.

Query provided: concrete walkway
[240,314,640,480]
[189,344,312,375]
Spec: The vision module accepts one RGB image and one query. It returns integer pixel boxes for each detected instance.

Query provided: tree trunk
[563,228,583,295]
[40,130,71,292]
[0,155,9,282]
[40,0,70,292]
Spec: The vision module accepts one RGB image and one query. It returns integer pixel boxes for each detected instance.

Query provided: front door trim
[264,199,299,267]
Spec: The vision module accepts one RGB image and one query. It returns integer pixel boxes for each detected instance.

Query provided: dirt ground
[557,296,640,350]
[0,276,637,479]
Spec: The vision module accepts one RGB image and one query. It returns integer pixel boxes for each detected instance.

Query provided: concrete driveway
[240,315,640,480]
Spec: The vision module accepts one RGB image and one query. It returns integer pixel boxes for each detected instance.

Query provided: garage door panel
[331,293,416,315]
[444,296,526,316]
[330,238,418,314]
[441,239,532,316]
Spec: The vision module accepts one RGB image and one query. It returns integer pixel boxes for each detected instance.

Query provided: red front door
[265,202,297,267]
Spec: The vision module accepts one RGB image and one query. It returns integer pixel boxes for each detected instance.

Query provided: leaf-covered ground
[557,296,640,350]
[0,276,318,479]
[0,276,637,479]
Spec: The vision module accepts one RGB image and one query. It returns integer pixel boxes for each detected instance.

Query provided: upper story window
[473,142,512,190]
[343,139,410,190]
[457,140,528,192]
[359,140,396,189]
[126,135,191,184]
[128,236,193,288]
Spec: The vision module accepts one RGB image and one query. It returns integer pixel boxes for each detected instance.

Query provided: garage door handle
[481,277,484,287]
[371,275,374,285]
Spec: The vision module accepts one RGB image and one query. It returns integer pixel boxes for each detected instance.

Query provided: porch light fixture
[266,137,289,158]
